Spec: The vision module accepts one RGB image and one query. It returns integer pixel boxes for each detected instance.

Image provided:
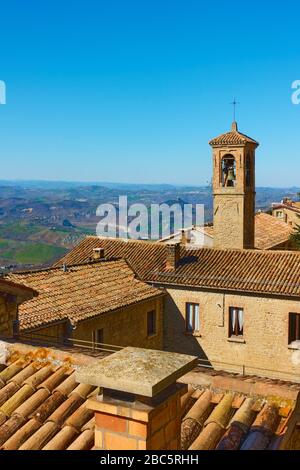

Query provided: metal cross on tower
[230,97,239,122]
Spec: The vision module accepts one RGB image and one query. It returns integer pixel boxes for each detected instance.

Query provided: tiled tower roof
[209,122,259,146]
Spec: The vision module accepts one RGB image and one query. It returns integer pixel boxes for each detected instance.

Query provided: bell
[226,168,235,186]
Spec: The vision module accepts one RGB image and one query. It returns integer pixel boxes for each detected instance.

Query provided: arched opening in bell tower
[221,154,236,187]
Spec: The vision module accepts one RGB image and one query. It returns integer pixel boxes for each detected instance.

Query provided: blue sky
[0,0,300,186]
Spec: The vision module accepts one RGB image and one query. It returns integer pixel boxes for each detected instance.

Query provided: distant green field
[0,222,39,238]
[15,243,67,264]
[0,221,88,266]
[0,239,10,249]
[0,241,67,265]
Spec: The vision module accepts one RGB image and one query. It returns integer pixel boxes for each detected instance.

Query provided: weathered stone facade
[73,297,164,350]
[210,124,258,250]
[0,295,18,337]
[27,297,164,351]
[163,286,300,382]
[272,204,300,229]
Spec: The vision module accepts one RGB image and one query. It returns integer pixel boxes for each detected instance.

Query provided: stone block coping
[76,347,197,397]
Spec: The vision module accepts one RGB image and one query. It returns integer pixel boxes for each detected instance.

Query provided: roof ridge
[7,257,128,276]
[209,127,259,146]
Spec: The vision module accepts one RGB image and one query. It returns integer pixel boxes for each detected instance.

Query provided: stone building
[53,235,300,382]
[158,211,294,251]
[0,278,36,337]
[6,258,165,350]
[272,197,300,229]
[210,121,258,250]
[52,122,300,383]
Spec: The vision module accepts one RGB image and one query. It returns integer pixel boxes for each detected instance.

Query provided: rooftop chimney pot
[166,242,181,271]
[76,347,197,450]
[92,247,105,260]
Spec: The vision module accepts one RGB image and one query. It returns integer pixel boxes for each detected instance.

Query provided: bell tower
[209,121,259,250]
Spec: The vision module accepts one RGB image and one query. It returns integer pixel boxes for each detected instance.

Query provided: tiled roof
[180,368,300,450]
[273,201,300,215]
[255,212,293,250]
[0,343,98,450]
[158,213,293,250]
[1,342,299,450]
[6,260,164,331]
[0,279,37,300]
[206,212,294,250]
[54,236,300,298]
[209,123,258,146]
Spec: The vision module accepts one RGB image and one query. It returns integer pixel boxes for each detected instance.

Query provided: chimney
[76,347,197,450]
[166,242,181,271]
[92,247,105,260]
[181,229,188,246]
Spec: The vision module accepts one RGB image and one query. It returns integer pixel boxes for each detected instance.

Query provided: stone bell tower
[209,122,259,250]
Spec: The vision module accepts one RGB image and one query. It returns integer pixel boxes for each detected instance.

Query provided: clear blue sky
[0,0,300,187]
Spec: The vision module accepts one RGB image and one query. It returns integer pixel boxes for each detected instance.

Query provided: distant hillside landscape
[0,181,298,270]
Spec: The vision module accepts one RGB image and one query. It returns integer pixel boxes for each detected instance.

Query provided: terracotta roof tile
[13,388,50,419]
[19,421,59,450]
[203,213,293,250]
[66,428,94,450]
[1,343,299,451]
[209,124,258,146]
[255,212,293,249]
[55,236,300,298]
[181,369,300,450]
[0,278,37,300]
[43,425,78,450]
[7,259,164,331]
[0,346,98,450]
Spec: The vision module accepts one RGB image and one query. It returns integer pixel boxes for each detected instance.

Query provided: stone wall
[73,297,164,350]
[0,295,18,337]
[24,297,164,351]
[213,194,246,249]
[272,207,300,229]
[212,144,256,250]
[163,286,300,382]
[23,322,67,342]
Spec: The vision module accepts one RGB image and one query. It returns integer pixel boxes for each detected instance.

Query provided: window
[186,303,200,333]
[229,307,244,337]
[289,313,300,344]
[92,329,104,350]
[147,310,156,337]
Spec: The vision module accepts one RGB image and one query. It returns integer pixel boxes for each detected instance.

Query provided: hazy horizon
[1,1,300,187]
[0,178,299,191]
